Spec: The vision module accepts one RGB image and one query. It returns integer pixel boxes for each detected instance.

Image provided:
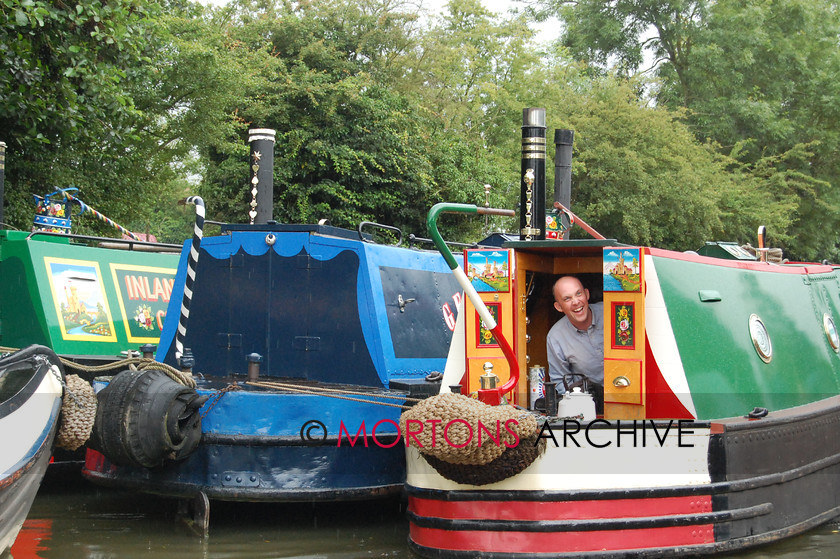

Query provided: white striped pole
[175,196,205,361]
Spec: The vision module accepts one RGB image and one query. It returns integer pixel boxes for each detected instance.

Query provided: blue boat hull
[85,433,404,501]
[82,224,458,502]
[85,383,409,501]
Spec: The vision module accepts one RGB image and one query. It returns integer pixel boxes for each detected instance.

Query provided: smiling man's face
[553,277,592,330]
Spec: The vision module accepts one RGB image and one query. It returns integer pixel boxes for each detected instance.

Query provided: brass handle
[613,376,631,388]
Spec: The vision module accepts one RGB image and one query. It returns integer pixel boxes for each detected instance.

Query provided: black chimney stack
[553,129,574,240]
[520,108,546,241]
[248,128,276,225]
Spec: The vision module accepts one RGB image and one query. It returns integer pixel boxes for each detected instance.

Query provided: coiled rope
[400,392,546,485]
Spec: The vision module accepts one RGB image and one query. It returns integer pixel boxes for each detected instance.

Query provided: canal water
[7,475,840,559]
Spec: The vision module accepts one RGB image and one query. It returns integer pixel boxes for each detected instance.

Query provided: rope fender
[56,373,97,451]
[400,393,546,485]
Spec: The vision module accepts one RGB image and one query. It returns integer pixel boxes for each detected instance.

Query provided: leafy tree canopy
[540,0,840,260]
[2,0,839,260]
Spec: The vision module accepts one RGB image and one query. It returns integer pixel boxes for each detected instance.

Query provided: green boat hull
[0,230,180,361]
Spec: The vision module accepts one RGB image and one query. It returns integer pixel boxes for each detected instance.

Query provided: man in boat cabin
[546,275,605,414]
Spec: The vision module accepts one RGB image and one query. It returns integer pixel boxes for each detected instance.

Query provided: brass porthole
[749,314,772,364]
[824,313,840,352]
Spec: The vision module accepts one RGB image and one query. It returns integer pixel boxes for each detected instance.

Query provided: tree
[547,0,707,87]
[397,0,545,234]
[541,0,840,260]
[545,78,732,249]
[198,0,521,241]
[1,0,157,227]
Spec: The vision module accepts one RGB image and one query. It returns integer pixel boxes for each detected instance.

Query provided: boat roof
[220,222,363,241]
[501,238,629,257]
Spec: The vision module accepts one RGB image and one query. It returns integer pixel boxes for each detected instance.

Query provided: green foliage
[3,0,840,260]
[198,0,523,241]
[556,0,708,81]
[0,0,154,146]
[541,78,725,250]
[541,0,840,260]
[1,0,157,228]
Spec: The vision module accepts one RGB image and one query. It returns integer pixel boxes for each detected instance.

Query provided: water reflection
[7,478,840,559]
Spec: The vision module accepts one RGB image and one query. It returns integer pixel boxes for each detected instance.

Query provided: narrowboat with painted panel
[0,345,64,555]
[0,226,180,365]
[82,129,464,527]
[0,142,181,366]
[0,142,185,475]
[403,108,840,557]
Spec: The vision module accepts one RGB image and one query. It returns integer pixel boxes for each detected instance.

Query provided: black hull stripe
[407,502,772,532]
[81,469,401,501]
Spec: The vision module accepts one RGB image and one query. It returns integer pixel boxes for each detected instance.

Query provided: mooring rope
[175,195,205,361]
[61,356,197,388]
[246,379,421,409]
[0,346,196,389]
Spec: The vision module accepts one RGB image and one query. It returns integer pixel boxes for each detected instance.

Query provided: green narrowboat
[404,108,840,557]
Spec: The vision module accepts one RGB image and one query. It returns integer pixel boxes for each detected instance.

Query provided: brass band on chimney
[520,108,546,240]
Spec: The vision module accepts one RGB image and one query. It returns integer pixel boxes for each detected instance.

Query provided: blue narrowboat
[82,130,463,521]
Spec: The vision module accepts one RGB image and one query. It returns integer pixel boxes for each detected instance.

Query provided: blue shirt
[546,302,604,386]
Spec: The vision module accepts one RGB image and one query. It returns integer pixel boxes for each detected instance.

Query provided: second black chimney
[553,129,574,240]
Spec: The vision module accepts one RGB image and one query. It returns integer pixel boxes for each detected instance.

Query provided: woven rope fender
[400,392,540,466]
[422,434,547,486]
[56,374,97,451]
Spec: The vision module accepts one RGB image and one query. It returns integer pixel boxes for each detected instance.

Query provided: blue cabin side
[157,224,461,387]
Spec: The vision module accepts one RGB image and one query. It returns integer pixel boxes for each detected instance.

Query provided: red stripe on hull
[410,524,715,553]
[409,495,712,521]
[643,332,695,419]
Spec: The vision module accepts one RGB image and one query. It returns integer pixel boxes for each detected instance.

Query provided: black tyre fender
[88,369,145,466]
[89,369,208,468]
[122,370,206,468]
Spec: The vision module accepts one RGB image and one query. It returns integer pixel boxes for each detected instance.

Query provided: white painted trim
[440,298,466,394]
[406,421,711,491]
[644,255,697,418]
[0,369,62,475]
[454,267,496,328]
